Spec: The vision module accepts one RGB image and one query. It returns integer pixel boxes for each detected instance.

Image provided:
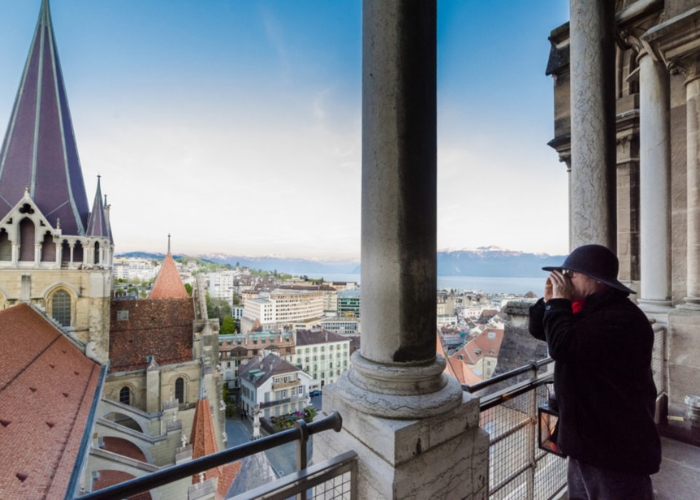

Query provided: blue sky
[0,0,570,259]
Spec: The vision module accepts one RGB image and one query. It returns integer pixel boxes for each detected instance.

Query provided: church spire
[86,175,108,238]
[0,0,90,235]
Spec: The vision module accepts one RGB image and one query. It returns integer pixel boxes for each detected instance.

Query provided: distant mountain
[197,254,360,275]
[117,247,567,277]
[436,247,566,277]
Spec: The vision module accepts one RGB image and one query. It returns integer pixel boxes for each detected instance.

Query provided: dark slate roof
[0,0,90,235]
[238,354,299,388]
[296,329,348,346]
[86,176,108,238]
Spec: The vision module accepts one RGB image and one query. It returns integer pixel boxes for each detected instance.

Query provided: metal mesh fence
[480,383,567,500]
[309,470,354,500]
[652,325,667,396]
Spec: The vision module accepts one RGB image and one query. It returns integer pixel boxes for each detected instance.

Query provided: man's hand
[544,276,553,302]
[549,270,574,301]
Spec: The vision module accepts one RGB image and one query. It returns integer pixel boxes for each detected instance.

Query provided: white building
[319,318,360,336]
[293,330,351,391]
[113,257,159,281]
[241,289,324,333]
[207,271,238,301]
[238,354,311,421]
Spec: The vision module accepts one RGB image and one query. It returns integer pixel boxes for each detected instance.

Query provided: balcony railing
[76,411,356,500]
[464,358,568,500]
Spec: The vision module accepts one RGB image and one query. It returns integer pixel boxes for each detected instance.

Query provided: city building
[240,288,324,333]
[238,354,311,421]
[218,331,296,388]
[293,330,351,391]
[113,257,159,281]
[278,284,338,314]
[337,289,361,318]
[319,317,360,336]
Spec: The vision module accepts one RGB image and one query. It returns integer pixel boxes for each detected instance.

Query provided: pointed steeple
[86,175,109,237]
[150,237,189,299]
[0,0,90,235]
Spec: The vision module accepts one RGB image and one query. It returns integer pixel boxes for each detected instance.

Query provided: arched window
[175,378,184,404]
[51,290,71,326]
[41,231,56,262]
[94,241,100,265]
[119,387,131,405]
[19,218,35,262]
[73,240,83,263]
[0,230,10,261]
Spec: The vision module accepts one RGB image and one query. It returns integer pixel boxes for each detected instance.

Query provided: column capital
[641,7,700,81]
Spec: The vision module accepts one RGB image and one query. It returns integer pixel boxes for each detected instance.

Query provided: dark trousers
[568,458,654,500]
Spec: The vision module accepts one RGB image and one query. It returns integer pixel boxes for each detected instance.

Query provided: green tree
[184,283,192,296]
[220,315,236,334]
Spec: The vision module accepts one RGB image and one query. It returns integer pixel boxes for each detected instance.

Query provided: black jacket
[529,288,661,474]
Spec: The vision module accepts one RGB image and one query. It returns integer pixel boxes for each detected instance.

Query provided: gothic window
[0,230,10,261]
[119,386,131,405]
[73,240,84,263]
[175,377,184,404]
[19,218,35,262]
[41,231,55,262]
[52,290,71,326]
[61,240,70,263]
[94,241,100,265]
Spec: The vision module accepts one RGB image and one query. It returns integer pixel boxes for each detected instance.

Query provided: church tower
[0,0,112,362]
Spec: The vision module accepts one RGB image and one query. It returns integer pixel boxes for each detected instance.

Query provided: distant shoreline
[304,273,544,295]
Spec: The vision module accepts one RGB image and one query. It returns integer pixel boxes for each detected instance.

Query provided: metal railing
[77,411,356,500]
[464,358,568,500]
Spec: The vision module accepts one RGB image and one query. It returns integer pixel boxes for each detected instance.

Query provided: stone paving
[653,437,700,500]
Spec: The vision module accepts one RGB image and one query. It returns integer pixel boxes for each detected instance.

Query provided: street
[225,408,316,479]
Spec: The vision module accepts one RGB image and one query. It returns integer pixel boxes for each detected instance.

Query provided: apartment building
[293,330,351,391]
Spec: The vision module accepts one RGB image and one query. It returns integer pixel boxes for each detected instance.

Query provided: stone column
[34,244,41,265]
[11,243,18,265]
[69,244,74,267]
[569,0,617,249]
[638,51,672,311]
[315,2,488,498]
[685,60,700,306]
[55,240,62,266]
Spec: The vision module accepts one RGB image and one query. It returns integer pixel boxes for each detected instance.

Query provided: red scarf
[572,299,586,314]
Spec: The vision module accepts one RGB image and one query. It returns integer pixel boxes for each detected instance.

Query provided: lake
[304,273,546,295]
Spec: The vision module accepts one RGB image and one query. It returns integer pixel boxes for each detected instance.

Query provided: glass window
[119,386,130,405]
[52,290,71,326]
[175,377,185,403]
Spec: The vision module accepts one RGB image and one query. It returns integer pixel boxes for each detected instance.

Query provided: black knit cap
[542,244,635,294]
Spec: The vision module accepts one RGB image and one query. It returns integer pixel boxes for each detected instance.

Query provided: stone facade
[546,0,700,414]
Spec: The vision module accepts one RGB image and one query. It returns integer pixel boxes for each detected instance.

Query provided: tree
[184,283,192,296]
[220,315,236,334]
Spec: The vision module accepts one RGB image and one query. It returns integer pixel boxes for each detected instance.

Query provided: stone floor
[653,437,700,500]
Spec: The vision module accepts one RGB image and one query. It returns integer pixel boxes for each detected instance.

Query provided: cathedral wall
[670,73,689,304]
[0,268,111,360]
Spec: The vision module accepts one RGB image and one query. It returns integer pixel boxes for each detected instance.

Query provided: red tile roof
[190,398,241,499]
[150,254,188,299]
[103,437,147,462]
[92,470,151,500]
[0,304,102,500]
[109,298,194,372]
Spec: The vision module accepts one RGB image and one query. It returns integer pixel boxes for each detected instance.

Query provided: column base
[678,297,700,310]
[638,299,673,324]
[336,352,464,419]
[314,382,489,500]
